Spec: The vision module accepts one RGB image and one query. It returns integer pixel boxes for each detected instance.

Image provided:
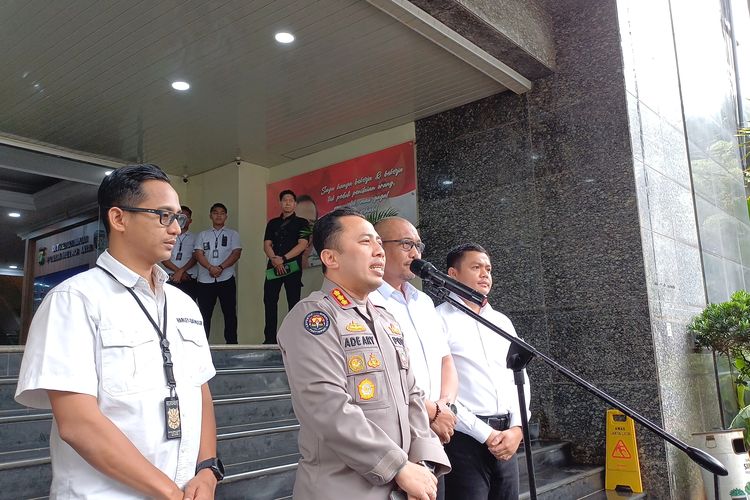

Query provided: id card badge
[176,252,182,260]
[212,249,219,258]
[221,235,228,247]
[164,397,182,439]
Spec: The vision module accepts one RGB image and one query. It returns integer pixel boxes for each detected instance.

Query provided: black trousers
[196,276,238,344]
[171,277,198,301]
[444,431,519,500]
[263,270,302,344]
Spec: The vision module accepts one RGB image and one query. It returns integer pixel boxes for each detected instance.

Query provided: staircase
[0,346,645,499]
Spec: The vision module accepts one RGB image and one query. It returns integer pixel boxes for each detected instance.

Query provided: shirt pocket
[347,371,390,410]
[99,327,161,396]
[177,325,209,386]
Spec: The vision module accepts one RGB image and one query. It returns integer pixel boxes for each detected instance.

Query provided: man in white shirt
[194,203,243,344]
[436,243,530,500]
[370,217,458,500]
[161,205,198,301]
[15,164,221,499]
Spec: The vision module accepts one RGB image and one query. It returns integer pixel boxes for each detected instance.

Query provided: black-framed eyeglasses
[117,206,188,228]
[382,239,426,253]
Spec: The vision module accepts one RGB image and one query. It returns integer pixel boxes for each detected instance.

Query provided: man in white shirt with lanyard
[15,164,221,499]
[370,217,458,500]
[161,205,198,301]
[435,243,530,500]
[194,203,242,344]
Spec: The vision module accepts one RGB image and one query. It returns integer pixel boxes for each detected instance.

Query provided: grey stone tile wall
[416,0,677,495]
[414,0,749,496]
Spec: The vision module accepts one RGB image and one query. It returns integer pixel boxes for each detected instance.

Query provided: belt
[476,413,511,431]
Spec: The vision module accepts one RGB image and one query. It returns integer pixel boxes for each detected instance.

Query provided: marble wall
[414,0,733,496]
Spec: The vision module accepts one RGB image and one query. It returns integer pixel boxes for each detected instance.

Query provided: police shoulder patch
[304,310,331,335]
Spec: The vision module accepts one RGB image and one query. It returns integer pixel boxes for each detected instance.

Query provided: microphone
[410,259,487,307]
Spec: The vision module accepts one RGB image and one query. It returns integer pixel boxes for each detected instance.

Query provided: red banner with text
[266,142,417,225]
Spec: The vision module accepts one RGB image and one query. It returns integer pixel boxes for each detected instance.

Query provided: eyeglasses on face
[381,239,426,253]
[117,206,188,228]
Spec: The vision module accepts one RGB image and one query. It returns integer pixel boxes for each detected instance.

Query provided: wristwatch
[195,457,225,481]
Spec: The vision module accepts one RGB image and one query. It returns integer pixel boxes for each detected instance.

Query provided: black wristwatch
[196,457,225,481]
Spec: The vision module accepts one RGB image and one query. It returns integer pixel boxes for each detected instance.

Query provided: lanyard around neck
[96,265,177,395]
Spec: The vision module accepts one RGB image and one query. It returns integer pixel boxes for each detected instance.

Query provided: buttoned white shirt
[167,230,198,278]
[369,281,449,401]
[436,294,531,444]
[194,227,242,283]
[15,251,216,499]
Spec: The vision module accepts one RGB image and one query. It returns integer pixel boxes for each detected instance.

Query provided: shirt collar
[97,250,168,290]
[376,280,418,304]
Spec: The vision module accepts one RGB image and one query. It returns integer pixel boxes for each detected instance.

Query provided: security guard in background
[278,207,450,500]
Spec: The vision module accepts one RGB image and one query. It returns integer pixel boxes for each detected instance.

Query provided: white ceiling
[0,0,511,175]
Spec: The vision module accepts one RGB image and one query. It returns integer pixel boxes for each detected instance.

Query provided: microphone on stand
[410,259,487,307]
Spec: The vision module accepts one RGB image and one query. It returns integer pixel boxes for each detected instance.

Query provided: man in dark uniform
[277,207,450,500]
[262,189,310,344]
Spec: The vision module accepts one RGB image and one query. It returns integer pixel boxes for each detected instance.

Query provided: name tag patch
[343,334,376,348]
[176,317,203,325]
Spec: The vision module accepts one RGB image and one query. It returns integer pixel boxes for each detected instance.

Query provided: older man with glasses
[370,217,459,500]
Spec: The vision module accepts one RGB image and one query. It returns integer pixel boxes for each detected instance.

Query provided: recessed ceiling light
[8,212,21,218]
[104,170,113,176]
[171,81,190,91]
[8,265,17,269]
[441,180,454,186]
[275,32,295,44]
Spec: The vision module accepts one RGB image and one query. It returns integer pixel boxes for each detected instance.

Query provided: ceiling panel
[0,0,507,174]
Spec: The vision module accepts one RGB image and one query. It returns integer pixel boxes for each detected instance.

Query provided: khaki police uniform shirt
[278,278,450,500]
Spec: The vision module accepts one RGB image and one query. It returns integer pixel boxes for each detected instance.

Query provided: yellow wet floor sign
[605,409,643,493]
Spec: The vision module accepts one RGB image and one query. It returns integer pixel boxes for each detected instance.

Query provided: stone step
[0,365,290,415]
[0,392,295,454]
[520,464,605,500]
[0,449,52,500]
[517,440,571,477]
[578,489,647,499]
[0,347,283,380]
[208,367,290,397]
[210,347,284,370]
[217,420,299,466]
[0,420,300,500]
[218,458,298,500]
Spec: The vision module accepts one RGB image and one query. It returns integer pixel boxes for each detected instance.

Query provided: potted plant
[689,290,750,443]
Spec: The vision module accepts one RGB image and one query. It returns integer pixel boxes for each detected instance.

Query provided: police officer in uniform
[278,207,450,500]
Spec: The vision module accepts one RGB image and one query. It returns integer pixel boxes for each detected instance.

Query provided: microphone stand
[428,286,727,500]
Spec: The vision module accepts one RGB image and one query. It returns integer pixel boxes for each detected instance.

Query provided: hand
[270,255,284,266]
[273,262,287,275]
[487,426,523,461]
[208,266,222,278]
[160,486,183,500]
[182,469,217,500]
[395,461,437,500]
[172,269,185,283]
[430,401,457,444]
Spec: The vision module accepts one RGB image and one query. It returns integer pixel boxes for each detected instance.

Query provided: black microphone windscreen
[409,259,434,278]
